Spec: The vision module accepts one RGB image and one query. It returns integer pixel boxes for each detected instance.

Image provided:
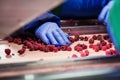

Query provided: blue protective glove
[35,22,71,46]
[98,0,114,25]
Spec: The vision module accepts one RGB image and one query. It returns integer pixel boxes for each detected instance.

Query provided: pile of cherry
[69,33,118,57]
[5,32,118,57]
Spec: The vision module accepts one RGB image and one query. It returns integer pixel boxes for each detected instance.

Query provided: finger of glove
[107,0,114,9]
[57,29,71,45]
[64,32,69,38]
[53,30,66,46]
[98,5,109,22]
[46,31,58,46]
[35,31,50,44]
[104,10,110,25]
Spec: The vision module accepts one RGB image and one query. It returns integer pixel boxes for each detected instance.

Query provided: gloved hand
[35,22,71,46]
[98,0,114,25]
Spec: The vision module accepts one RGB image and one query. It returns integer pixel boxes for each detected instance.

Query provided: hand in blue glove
[35,22,71,46]
[98,0,114,25]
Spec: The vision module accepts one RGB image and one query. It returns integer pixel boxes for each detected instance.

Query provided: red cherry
[61,45,67,51]
[93,46,100,52]
[82,44,87,49]
[112,49,118,55]
[84,50,89,56]
[18,48,25,55]
[74,32,79,37]
[92,35,97,40]
[75,46,83,52]
[89,44,94,48]
[7,36,14,42]
[103,35,109,40]
[79,36,84,41]
[84,36,88,41]
[43,46,49,52]
[5,48,11,55]
[79,51,86,57]
[53,47,58,52]
[39,45,45,51]
[34,44,39,50]
[67,47,72,51]
[101,41,107,46]
[102,46,107,51]
[106,44,112,49]
[105,50,111,55]
[72,54,78,58]
[89,38,94,44]
[69,37,74,43]
[107,39,112,43]
[97,35,102,40]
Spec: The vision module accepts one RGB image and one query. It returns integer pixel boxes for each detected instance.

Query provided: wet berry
[5,48,11,55]
[72,54,78,58]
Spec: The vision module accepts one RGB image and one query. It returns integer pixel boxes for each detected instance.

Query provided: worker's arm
[24,12,70,46]
[24,12,60,34]
[52,0,111,19]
